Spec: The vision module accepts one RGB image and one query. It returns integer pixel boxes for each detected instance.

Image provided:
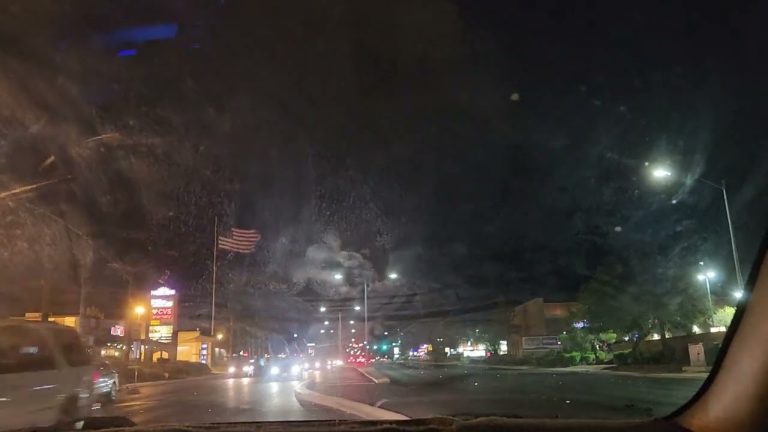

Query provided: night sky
[1,1,767,334]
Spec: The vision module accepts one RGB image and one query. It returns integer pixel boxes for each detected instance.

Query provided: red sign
[152,308,174,320]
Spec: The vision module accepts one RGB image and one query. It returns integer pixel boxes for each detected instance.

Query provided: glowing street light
[647,164,744,292]
[349,320,355,324]
[733,290,744,300]
[319,306,327,312]
[216,333,224,341]
[333,273,343,280]
[354,305,361,311]
[134,305,145,320]
[651,167,673,178]
[388,272,399,280]
[324,320,329,325]
[320,329,325,333]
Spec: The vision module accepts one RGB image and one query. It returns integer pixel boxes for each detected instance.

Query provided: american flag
[218,228,261,253]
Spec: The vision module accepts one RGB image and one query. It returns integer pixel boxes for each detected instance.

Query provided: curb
[358,367,391,384]
[294,379,408,420]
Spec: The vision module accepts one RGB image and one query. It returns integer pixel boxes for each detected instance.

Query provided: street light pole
[720,181,744,291]
[364,281,368,348]
[703,276,715,326]
[650,166,744,291]
[338,311,342,361]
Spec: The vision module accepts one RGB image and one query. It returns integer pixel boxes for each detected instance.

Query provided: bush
[564,352,581,366]
[631,350,663,365]
[535,351,571,367]
[613,350,631,365]
[595,350,609,364]
[581,352,596,365]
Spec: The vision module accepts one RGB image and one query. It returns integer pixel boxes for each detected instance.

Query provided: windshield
[1,1,765,429]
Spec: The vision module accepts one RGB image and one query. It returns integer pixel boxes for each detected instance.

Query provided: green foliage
[613,350,631,365]
[595,350,609,364]
[581,352,596,365]
[597,332,617,344]
[712,306,736,328]
[560,329,594,354]
[564,352,582,366]
[579,258,710,342]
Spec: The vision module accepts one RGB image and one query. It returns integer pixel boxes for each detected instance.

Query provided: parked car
[0,320,94,430]
[92,360,120,403]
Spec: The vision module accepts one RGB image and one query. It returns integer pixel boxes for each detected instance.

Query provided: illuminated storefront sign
[149,286,177,343]
[148,325,174,343]
[200,343,209,364]
[110,325,125,336]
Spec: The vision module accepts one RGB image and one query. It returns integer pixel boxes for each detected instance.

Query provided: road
[93,364,708,425]
[95,371,358,425]
[312,363,708,420]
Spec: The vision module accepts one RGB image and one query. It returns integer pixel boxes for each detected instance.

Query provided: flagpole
[211,216,218,336]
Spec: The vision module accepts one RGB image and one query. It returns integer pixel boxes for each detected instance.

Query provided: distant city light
[351,329,356,333]
[320,306,326,312]
[697,274,706,281]
[333,273,343,280]
[733,291,744,299]
[388,273,399,280]
[293,333,298,338]
[349,320,355,324]
[324,321,329,325]
[320,329,325,333]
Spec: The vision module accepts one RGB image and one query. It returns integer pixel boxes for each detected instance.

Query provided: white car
[0,321,94,430]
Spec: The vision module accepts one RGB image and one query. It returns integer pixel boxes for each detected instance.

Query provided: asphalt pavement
[95,372,357,426]
[311,363,708,420]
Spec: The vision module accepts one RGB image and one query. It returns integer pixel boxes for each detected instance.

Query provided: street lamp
[733,290,744,300]
[324,320,329,325]
[216,333,224,341]
[696,268,716,326]
[388,272,399,280]
[134,305,145,321]
[651,167,673,178]
[649,164,744,291]
[319,306,326,312]
[333,273,344,280]
[354,305,361,311]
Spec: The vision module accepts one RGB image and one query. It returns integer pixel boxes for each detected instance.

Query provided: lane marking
[113,401,153,407]
[374,398,389,407]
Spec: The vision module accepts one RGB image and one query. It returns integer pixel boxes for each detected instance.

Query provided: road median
[294,379,409,420]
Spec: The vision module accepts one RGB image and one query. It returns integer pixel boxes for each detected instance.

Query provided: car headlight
[290,364,301,375]
[228,366,236,373]
[270,366,280,375]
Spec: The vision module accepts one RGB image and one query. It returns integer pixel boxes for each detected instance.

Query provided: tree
[579,256,709,354]
[713,306,736,328]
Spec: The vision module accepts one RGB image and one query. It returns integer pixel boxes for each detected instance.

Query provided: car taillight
[92,371,101,382]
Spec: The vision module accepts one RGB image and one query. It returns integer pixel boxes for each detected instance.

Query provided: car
[226,357,255,377]
[92,360,119,403]
[261,358,305,381]
[0,321,94,430]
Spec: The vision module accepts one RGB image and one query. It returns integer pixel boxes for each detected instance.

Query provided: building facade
[508,298,578,357]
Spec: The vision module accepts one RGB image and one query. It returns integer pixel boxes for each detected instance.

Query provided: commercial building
[176,330,226,366]
[507,298,578,357]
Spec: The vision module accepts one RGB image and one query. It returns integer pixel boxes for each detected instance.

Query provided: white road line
[374,398,389,407]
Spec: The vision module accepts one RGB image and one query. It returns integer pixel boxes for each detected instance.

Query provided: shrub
[564,352,581,366]
[581,352,596,365]
[595,350,608,364]
[613,350,631,365]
